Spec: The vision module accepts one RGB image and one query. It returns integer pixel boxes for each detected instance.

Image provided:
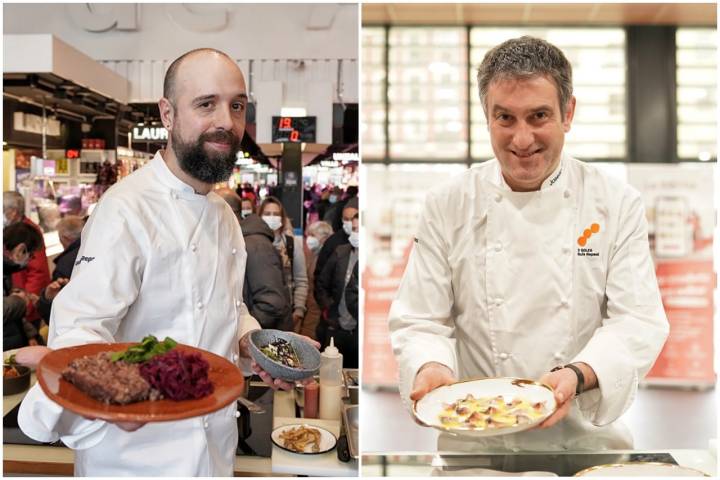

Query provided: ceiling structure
[362,3,717,26]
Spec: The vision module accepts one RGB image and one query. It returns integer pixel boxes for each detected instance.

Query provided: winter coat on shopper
[315,243,358,368]
[240,214,292,331]
[388,153,669,453]
[10,217,51,296]
[19,151,260,476]
[36,238,81,323]
[313,228,349,281]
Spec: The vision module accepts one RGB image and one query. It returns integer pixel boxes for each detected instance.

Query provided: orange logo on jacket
[577,223,600,246]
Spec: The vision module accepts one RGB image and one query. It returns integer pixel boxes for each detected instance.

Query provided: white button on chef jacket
[18,152,260,477]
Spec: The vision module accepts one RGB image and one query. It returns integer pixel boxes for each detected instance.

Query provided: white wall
[4,3,359,142]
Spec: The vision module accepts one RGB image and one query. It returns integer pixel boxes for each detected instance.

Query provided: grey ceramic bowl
[249,330,320,381]
[3,364,31,396]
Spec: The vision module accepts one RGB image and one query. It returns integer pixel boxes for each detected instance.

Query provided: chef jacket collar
[150,150,207,200]
[495,152,566,192]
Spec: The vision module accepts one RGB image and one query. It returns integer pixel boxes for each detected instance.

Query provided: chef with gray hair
[389,36,668,452]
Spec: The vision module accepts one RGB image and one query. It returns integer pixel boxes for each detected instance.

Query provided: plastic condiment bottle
[318,337,343,421]
[303,380,319,419]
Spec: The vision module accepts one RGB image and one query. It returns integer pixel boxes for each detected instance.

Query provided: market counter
[361,449,717,477]
[3,374,355,476]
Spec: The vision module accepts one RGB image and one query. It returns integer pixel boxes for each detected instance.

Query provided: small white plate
[271,423,337,455]
[575,462,709,477]
[3,349,33,372]
[413,377,556,438]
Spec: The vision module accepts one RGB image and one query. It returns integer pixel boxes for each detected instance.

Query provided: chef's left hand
[535,368,578,429]
[241,331,320,391]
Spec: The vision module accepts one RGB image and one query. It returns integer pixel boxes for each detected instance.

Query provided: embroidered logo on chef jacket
[74,255,96,266]
[577,223,601,256]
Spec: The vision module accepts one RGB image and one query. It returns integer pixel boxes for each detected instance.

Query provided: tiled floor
[360,385,718,453]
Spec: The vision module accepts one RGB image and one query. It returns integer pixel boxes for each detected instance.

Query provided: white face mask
[262,215,283,232]
[306,236,321,252]
[241,209,252,219]
[348,232,359,249]
[329,195,338,204]
[343,220,353,236]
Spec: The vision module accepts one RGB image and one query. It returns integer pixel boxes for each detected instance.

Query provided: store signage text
[332,152,359,162]
[133,126,168,141]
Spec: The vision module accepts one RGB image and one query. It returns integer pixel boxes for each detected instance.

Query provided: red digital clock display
[272,116,316,143]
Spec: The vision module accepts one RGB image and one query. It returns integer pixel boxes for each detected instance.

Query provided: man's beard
[172,128,241,184]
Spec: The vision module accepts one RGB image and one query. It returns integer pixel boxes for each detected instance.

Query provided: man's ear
[158,97,174,131]
[562,96,576,133]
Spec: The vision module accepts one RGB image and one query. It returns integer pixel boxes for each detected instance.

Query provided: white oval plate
[413,377,556,438]
[271,423,337,455]
[575,462,709,477]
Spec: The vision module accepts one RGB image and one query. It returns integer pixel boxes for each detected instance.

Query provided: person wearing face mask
[314,196,359,286]
[257,196,309,332]
[316,188,332,221]
[299,221,333,339]
[315,214,359,368]
[3,191,51,322]
[388,37,668,453]
[239,212,293,331]
[4,222,44,350]
[240,197,255,219]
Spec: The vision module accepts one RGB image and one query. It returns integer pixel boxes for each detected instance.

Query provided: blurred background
[359,1,717,460]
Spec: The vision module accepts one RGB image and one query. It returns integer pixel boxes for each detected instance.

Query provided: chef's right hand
[13,346,146,433]
[410,362,456,402]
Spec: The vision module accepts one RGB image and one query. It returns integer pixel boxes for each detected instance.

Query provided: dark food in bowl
[3,364,31,396]
[62,352,162,405]
[261,339,301,368]
[4,365,21,378]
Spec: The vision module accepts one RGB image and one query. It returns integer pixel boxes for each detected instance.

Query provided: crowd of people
[2,183,360,369]
[3,191,85,350]
[218,182,359,368]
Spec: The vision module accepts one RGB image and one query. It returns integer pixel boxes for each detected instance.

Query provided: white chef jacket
[388,153,669,452]
[18,151,259,476]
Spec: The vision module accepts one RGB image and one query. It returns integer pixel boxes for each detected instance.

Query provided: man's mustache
[201,130,240,145]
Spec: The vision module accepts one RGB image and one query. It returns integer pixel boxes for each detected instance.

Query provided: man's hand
[241,331,321,391]
[14,345,146,432]
[45,278,69,301]
[536,368,578,429]
[292,313,304,333]
[410,362,456,402]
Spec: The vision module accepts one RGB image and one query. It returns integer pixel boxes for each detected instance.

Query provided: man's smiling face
[486,75,575,192]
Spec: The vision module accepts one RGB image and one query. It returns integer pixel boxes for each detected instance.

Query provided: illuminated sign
[132,126,168,141]
[66,149,80,159]
[320,160,340,168]
[332,152,359,162]
[271,116,316,143]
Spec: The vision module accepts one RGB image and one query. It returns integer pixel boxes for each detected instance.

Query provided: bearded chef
[16,48,315,476]
[388,36,669,452]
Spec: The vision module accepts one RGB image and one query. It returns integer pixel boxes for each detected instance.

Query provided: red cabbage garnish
[138,350,213,400]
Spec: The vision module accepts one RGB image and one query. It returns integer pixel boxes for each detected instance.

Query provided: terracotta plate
[37,342,244,423]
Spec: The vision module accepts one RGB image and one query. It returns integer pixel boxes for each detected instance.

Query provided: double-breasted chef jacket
[19,151,258,476]
[389,153,669,452]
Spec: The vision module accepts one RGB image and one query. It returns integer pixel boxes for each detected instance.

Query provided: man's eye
[496,114,511,122]
[232,102,245,111]
[198,101,213,109]
[534,111,548,120]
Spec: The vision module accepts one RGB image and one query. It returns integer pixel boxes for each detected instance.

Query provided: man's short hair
[343,196,359,212]
[477,36,573,117]
[163,48,236,104]
[56,216,84,242]
[3,191,24,213]
[3,222,43,253]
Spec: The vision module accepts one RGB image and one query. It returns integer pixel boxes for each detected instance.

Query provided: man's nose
[511,122,534,151]
[213,104,235,131]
